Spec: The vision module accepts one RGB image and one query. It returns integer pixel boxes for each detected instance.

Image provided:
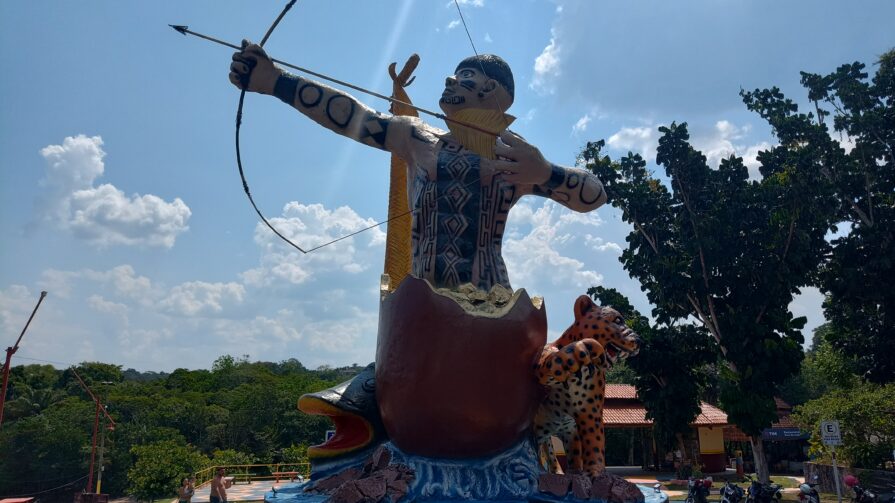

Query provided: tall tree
[581,121,828,480]
[743,49,895,383]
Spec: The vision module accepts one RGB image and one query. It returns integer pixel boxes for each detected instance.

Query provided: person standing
[210,468,231,503]
[178,477,195,503]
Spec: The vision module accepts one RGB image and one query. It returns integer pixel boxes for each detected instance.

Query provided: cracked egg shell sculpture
[375,276,547,458]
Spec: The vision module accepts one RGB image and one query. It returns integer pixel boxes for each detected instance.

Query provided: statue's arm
[487,131,606,212]
[530,163,607,212]
[229,41,418,154]
[270,71,408,152]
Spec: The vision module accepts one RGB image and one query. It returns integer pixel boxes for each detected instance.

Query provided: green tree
[9,363,60,391]
[3,383,67,420]
[1,357,347,498]
[779,324,861,405]
[211,448,258,467]
[742,49,894,383]
[589,286,716,454]
[71,362,124,385]
[0,396,100,496]
[792,383,895,468]
[605,360,637,385]
[128,440,209,501]
[280,443,309,464]
[582,118,827,480]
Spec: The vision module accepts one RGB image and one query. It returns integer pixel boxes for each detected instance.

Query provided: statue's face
[439,66,495,115]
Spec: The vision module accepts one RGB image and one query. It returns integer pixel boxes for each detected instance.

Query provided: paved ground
[604,467,805,500]
[189,476,307,503]
[190,482,271,502]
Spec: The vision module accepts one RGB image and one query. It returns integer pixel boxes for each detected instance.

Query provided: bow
[234,0,306,253]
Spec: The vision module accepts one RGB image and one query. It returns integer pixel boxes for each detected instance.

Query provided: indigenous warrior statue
[230,43,651,503]
[229,42,607,292]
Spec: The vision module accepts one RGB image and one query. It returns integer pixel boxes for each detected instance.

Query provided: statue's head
[440,54,514,116]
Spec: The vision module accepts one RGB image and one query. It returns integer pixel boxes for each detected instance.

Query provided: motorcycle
[686,477,713,503]
[845,475,881,503]
[799,475,820,503]
[745,474,782,503]
[721,480,746,503]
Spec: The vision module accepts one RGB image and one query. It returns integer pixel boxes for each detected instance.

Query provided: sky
[1,0,893,373]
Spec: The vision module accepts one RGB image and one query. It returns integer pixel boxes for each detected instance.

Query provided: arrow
[168,24,496,136]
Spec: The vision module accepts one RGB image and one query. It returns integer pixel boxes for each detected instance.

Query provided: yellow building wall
[698,426,724,454]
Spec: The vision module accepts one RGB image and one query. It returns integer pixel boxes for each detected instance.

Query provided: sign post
[821,420,843,503]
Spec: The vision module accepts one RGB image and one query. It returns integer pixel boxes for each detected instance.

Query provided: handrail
[194,463,311,488]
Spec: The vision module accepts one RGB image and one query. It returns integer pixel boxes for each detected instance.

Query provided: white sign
[821,420,842,446]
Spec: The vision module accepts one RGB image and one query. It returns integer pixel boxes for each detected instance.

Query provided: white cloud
[209,312,302,347]
[504,201,603,291]
[447,19,461,30]
[39,135,105,193]
[604,121,771,175]
[584,235,623,254]
[117,327,174,361]
[572,114,592,135]
[694,121,773,179]
[40,265,157,304]
[484,33,493,43]
[607,126,657,162]
[531,29,561,94]
[0,285,39,339]
[14,256,384,371]
[37,135,191,248]
[159,281,246,317]
[87,294,129,323]
[242,202,385,287]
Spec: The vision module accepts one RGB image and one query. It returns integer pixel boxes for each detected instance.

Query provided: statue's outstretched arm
[229,40,410,153]
[530,163,607,212]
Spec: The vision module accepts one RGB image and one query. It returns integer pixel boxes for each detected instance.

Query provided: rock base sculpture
[265,441,659,503]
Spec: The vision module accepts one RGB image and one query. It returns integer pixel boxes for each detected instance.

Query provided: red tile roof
[771,414,798,429]
[606,383,639,399]
[604,404,652,427]
[775,397,793,411]
[693,403,728,425]
[602,387,728,427]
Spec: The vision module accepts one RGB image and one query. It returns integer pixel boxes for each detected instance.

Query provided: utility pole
[70,369,116,495]
[96,409,111,494]
[0,291,47,429]
[87,400,100,493]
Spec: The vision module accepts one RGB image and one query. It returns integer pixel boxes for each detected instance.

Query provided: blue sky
[2,0,893,372]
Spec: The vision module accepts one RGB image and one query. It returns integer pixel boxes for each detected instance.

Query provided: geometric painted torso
[411,140,516,291]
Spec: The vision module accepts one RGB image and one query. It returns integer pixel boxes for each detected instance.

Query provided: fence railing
[194,463,311,488]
